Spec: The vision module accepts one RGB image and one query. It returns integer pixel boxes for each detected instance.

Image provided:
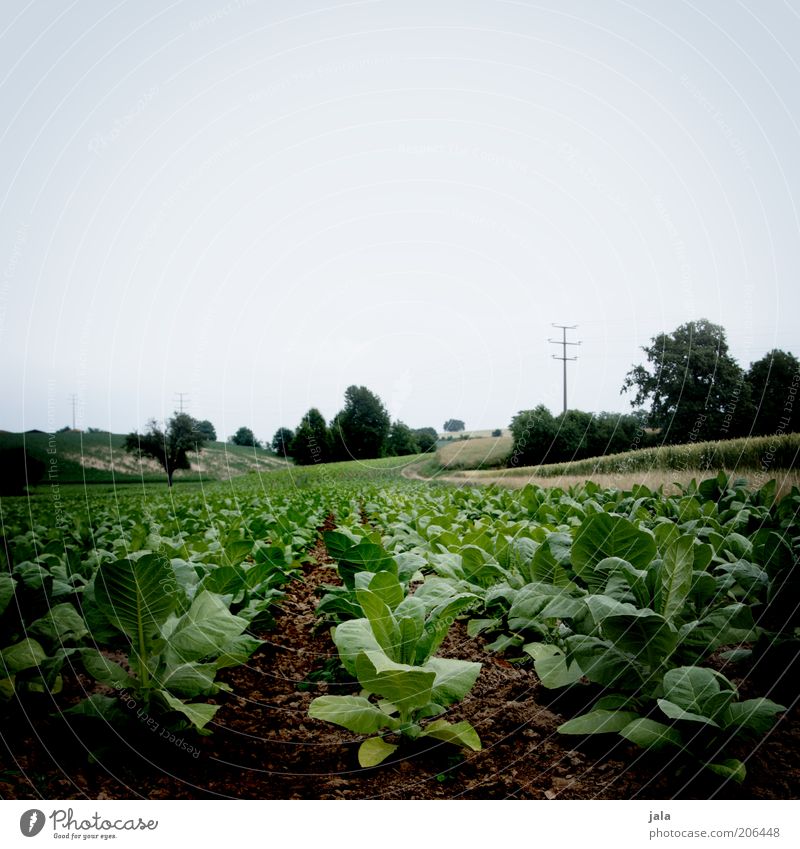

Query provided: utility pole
[175,392,189,414]
[548,324,581,414]
[68,394,78,430]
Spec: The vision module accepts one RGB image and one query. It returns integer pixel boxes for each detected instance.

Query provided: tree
[621,319,745,444]
[123,413,207,486]
[491,428,502,438]
[331,385,391,460]
[291,408,330,465]
[386,421,419,456]
[509,405,557,466]
[195,419,217,441]
[231,426,260,448]
[271,427,294,457]
[443,419,465,433]
[745,349,800,437]
[412,427,438,453]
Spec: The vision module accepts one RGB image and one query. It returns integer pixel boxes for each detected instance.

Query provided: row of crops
[1,466,798,786]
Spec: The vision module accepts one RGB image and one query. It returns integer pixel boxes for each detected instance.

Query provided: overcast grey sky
[1,0,798,441]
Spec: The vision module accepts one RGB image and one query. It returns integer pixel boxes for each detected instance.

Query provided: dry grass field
[436,434,514,470]
[435,466,800,497]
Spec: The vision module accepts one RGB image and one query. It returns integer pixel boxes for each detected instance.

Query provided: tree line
[510,319,798,467]
[274,385,438,466]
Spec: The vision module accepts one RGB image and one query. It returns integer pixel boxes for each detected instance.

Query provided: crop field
[435,434,514,471]
[1,461,799,800]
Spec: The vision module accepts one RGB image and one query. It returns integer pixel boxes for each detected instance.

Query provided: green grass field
[0,430,290,485]
[435,434,513,470]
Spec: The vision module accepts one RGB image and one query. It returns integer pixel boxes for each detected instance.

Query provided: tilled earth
[2,532,798,800]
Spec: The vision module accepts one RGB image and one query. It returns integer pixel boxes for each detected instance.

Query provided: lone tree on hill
[443,419,465,433]
[271,427,294,457]
[231,426,261,448]
[621,319,745,444]
[123,413,207,486]
[331,385,391,460]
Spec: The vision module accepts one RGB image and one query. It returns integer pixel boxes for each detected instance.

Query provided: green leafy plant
[309,573,481,766]
[77,553,260,732]
[559,666,785,782]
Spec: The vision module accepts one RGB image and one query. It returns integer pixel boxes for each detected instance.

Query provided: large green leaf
[601,610,678,671]
[572,513,656,580]
[367,571,405,611]
[424,656,481,705]
[0,638,46,675]
[158,690,219,731]
[358,736,398,766]
[659,535,695,621]
[530,532,573,586]
[620,718,683,750]
[657,698,719,727]
[81,649,135,688]
[394,598,426,666]
[356,588,401,659]
[0,574,16,616]
[526,643,584,689]
[164,591,248,665]
[419,719,481,751]
[416,594,478,662]
[508,582,570,631]
[354,650,435,713]
[160,661,222,697]
[565,634,642,690]
[558,709,640,735]
[323,530,361,562]
[94,554,178,639]
[333,618,381,676]
[29,603,88,645]
[706,759,746,783]
[309,695,395,734]
[224,539,253,566]
[722,698,785,735]
[661,666,735,719]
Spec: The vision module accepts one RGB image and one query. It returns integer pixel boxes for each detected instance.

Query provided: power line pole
[175,392,189,414]
[68,394,78,430]
[548,324,581,414]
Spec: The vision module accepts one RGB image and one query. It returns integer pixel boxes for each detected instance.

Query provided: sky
[1,0,798,442]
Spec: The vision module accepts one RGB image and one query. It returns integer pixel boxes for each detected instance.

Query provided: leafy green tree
[443,419,465,433]
[386,421,419,456]
[231,426,261,448]
[271,427,294,457]
[291,408,330,465]
[509,405,557,466]
[412,427,438,453]
[621,319,745,443]
[123,413,207,486]
[745,349,800,436]
[195,420,217,441]
[331,385,391,460]
[491,428,502,438]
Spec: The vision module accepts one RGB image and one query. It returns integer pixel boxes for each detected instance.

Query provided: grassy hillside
[0,430,290,484]
[436,434,513,470]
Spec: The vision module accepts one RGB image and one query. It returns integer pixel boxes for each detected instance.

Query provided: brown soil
[1,529,798,801]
